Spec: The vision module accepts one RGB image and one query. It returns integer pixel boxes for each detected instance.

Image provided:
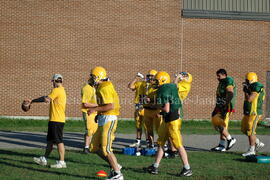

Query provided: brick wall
[0,0,269,120]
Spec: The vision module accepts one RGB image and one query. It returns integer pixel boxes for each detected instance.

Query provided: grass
[0,118,270,135]
[0,149,269,179]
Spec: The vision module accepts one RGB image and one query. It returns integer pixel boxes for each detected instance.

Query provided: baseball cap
[52,74,63,81]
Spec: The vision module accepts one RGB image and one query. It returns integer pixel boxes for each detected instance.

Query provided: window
[182,0,270,21]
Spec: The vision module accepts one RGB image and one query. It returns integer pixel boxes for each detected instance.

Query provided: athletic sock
[184,164,190,170]
[250,146,255,152]
[255,138,260,144]
[226,135,232,140]
[85,146,89,149]
[59,160,65,164]
[219,139,226,147]
[136,139,141,143]
[115,170,121,174]
[153,163,159,168]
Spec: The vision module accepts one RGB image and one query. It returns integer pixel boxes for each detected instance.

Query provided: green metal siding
[184,0,270,12]
[183,0,270,21]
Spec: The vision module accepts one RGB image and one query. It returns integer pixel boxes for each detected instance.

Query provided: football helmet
[155,71,170,85]
[89,66,107,85]
[246,72,258,84]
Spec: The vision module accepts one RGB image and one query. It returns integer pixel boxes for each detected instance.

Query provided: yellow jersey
[142,83,158,108]
[48,86,66,123]
[81,83,97,113]
[96,81,120,115]
[178,81,191,101]
[134,81,145,104]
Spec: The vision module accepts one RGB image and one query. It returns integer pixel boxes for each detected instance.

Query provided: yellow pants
[241,115,261,136]
[90,120,118,156]
[83,112,98,136]
[211,112,230,131]
[134,107,144,129]
[157,119,183,148]
[143,109,162,135]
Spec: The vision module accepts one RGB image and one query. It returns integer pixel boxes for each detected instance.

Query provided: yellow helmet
[246,72,258,84]
[155,71,170,85]
[148,70,158,76]
[90,66,107,82]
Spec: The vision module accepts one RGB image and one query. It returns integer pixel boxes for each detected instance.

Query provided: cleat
[226,138,237,150]
[33,156,47,166]
[50,161,67,168]
[242,150,256,157]
[211,145,226,152]
[178,168,192,177]
[106,171,123,180]
[83,148,90,154]
[143,164,158,175]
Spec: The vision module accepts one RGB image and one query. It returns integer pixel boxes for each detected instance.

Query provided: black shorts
[47,121,65,144]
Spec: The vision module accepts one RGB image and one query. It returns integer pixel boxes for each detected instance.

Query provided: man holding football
[23,74,67,168]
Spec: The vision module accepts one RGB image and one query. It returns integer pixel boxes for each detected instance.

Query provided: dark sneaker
[226,138,236,150]
[178,168,192,177]
[83,148,90,154]
[143,164,158,175]
[211,144,226,152]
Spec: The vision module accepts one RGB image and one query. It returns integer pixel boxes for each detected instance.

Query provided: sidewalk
[0,131,269,152]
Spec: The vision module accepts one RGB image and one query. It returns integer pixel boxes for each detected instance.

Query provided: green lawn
[0,118,270,135]
[0,149,269,179]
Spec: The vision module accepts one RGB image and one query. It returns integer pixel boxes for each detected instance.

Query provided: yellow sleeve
[99,86,114,104]
[178,85,188,92]
[81,86,91,104]
[48,88,59,100]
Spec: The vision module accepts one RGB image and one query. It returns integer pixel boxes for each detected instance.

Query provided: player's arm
[128,73,144,90]
[128,77,138,90]
[174,74,183,88]
[82,103,98,108]
[30,96,51,104]
[87,103,114,115]
[225,86,234,106]
[245,92,257,102]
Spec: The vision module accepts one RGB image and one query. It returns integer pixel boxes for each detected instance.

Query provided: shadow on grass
[0,159,96,179]
[0,149,109,168]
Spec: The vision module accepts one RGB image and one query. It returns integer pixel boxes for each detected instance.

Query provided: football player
[128,72,146,148]
[145,71,192,177]
[241,72,265,156]
[211,69,237,152]
[87,66,123,180]
[142,70,162,148]
[81,74,98,154]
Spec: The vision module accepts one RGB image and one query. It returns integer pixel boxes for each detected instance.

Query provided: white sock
[85,146,89,149]
[219,140,226,147]
[59,160,65,164]
[153,163,159,168]
[250,146,255,152]
[115,170,121,174]
[136,139,141,143]
[184,164,190,170]
[226,135,232,140]
[255,138,260,144]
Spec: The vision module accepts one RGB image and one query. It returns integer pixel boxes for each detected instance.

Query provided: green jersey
[243,82,265,115]
[157,83,183,122]
[216,76,237,111]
